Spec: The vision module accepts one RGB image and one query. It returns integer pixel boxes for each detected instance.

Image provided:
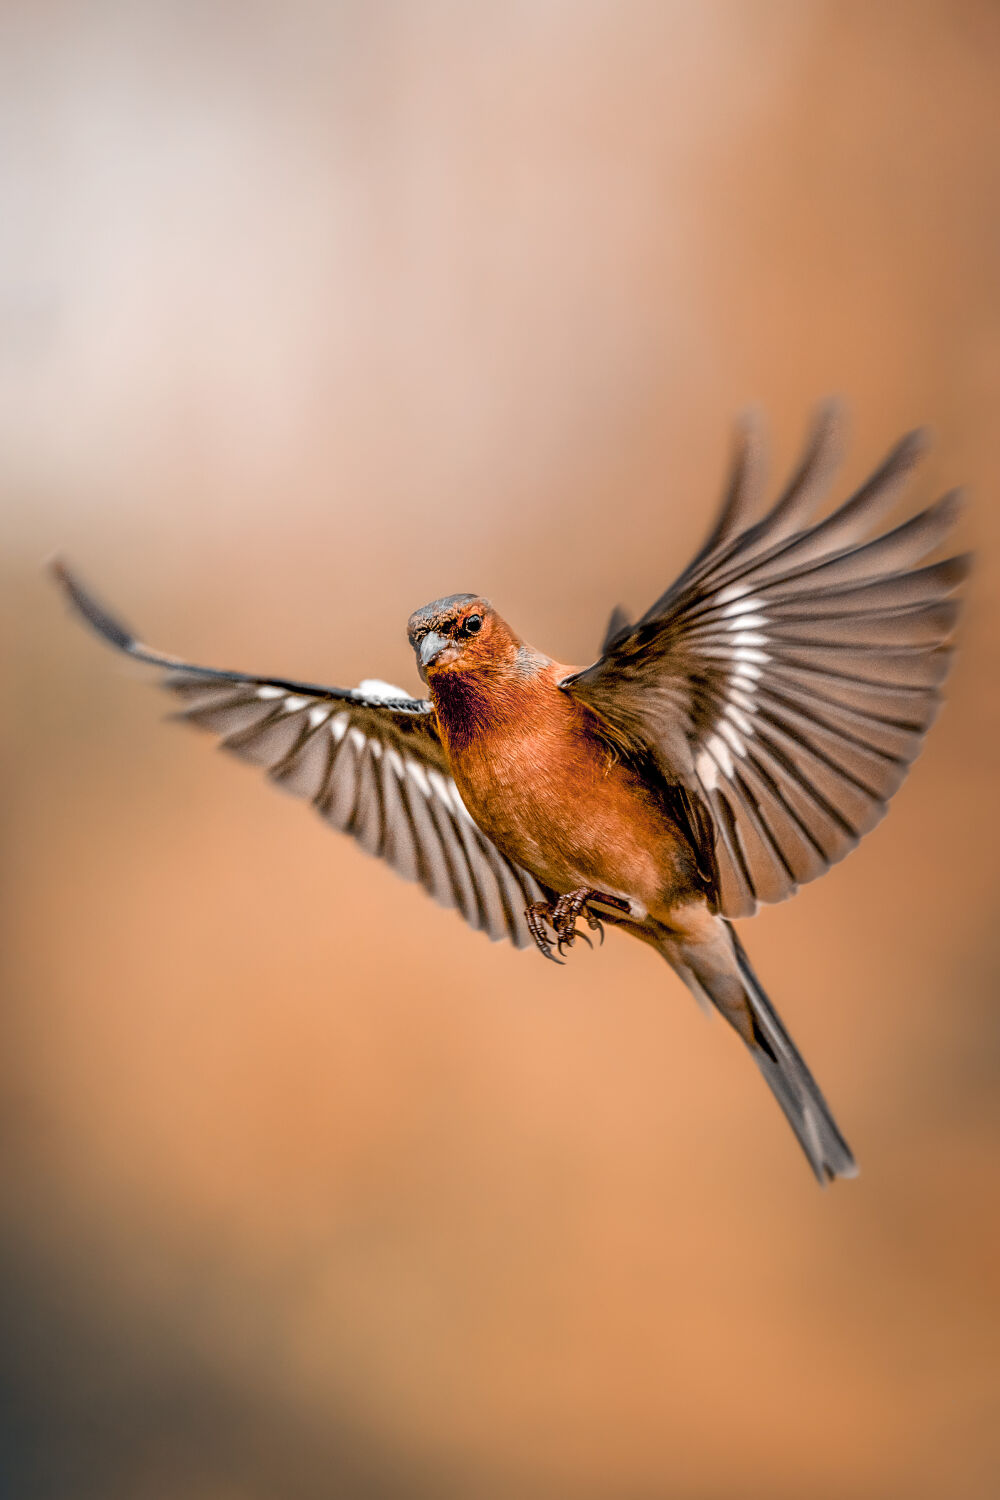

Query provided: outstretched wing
[562,406,969,918]
[53,563,546,946]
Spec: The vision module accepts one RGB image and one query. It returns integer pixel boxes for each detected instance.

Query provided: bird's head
[407,594,517,686]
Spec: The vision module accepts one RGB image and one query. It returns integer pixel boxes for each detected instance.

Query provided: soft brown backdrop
[2,3,999,1497]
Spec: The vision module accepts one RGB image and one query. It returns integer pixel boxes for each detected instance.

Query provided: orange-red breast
[53,406,968,1182]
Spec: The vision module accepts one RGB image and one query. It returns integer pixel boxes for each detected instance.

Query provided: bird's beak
[418,631,450,675]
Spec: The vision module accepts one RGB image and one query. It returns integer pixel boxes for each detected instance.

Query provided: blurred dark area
[2,3,999,1497]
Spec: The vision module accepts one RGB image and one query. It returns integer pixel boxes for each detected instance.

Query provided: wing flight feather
[563,410,968,917]
[53,563,545,946]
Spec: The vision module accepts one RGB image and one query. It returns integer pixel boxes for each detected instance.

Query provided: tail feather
[728,929,857,1183]
[665,923,857,1183]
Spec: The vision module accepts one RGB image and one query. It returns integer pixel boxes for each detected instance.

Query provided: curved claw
[526,890,621,964]
[525,902,565,965]
[583,909,606,944]
[556,930,591,957]
[535,929,565,964]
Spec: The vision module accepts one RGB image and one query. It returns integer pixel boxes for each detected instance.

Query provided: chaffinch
[53,406,967,1182]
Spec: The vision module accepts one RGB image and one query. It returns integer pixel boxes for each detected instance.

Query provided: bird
[52,406,967,1183]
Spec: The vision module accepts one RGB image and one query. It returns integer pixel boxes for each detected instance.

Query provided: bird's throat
[429,665,520,747]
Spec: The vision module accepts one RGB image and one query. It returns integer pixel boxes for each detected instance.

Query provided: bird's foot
[553,888,631,954]
[525,889,632,961]
[525,902,564,964]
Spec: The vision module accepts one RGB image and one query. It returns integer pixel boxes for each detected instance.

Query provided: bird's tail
[668,924,857,1183]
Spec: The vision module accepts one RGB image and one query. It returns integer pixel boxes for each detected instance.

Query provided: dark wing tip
[690,405,769,564]
[814,393,846,422]
[854,425,931,502]
[730,403,768,479]
[601,604,632,655]
[734,401,766,434]
[889,425,932,472]
[49,558,138,653]
[936,486,966,525]
[805,395,847,458]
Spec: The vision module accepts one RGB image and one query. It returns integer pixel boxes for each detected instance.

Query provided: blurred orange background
[2,3,999,1497]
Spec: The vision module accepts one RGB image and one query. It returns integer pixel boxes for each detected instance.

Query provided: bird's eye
[462,614,483,636]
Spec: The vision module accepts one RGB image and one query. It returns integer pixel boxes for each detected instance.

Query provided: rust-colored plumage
[52,407,968,1182]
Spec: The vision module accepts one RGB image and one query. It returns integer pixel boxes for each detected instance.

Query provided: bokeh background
[2,3,999,1497]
